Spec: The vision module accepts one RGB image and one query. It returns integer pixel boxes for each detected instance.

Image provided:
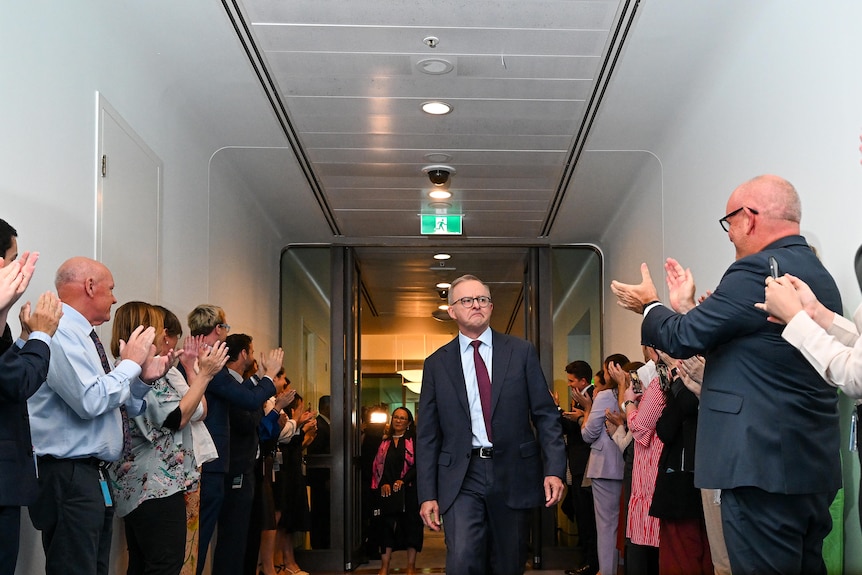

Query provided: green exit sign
[421,214,462,235]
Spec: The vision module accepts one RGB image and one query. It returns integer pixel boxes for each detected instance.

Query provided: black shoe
[565,565,594,575]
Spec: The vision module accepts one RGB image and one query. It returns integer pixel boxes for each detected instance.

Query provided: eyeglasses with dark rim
[719,206,759,232]
[454,295,492,308]
[217,323,231,332]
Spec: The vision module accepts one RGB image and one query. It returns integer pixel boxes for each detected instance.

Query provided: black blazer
[417,330,566,513]
[642,235,842,494]
[0,325,51,506]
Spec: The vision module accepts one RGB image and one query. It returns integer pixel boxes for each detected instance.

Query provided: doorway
[281,245,602,571]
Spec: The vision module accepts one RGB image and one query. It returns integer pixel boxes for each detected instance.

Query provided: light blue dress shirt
[28,303,152,461]
[458,328,493,448]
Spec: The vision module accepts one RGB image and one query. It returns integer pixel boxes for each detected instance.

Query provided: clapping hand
[610,263,660,314]
[19,291,63,338]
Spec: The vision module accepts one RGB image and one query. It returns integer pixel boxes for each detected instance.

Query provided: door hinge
[101,155,107,178]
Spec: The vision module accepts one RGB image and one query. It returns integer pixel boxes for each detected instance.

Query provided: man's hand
[664,258,697,313]
[259,347,285,379]
[611,263,660,314]
[571,386,592,410]
[0,260,25,313]
[544,475,565,507]
[197,340,228,378]
[21,291,63,337]
[420,500,442,531]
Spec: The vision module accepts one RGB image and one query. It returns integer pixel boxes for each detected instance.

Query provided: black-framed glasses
[454,295,492,308]
[719,206,759,232]
[217,323,231,332]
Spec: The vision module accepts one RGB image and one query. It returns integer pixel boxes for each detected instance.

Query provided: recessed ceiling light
[429,190,452,200]
[422,101,452,115]
[436,282,451,289]
[433,253,451,260]
[417,58,454,75]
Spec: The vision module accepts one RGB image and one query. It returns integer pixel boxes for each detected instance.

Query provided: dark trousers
[308,469,331,549]
[442,455,530,575]
[196,471,225,575]
[625,541,659,575]
[212,471,255,575]
[28,458,114,575]
[571,476,597,570]
[721,486,833,575]
[124,491,187,575]
[0,506,21,575]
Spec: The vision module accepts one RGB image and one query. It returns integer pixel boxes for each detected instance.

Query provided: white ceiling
[203,0,738,325]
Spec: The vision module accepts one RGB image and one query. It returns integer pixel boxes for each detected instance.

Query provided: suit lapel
[490,330,510,414]
[443,337,472,419]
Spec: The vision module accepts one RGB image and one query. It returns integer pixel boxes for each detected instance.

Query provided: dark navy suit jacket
[416,329,566,513]
[641,235,842,494]
[0,324,51,506]
[178,364,275,474]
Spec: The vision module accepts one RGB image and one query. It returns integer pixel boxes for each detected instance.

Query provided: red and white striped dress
[626,380,666,547]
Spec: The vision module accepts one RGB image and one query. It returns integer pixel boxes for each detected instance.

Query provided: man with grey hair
[417,274,566,574]
[611,175,842,575]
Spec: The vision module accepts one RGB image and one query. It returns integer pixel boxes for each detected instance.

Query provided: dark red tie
[470,340,492,441]
[90,330,132,458]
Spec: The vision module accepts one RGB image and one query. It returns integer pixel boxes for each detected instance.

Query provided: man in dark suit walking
[416,274,566,575]
[611,175,842,575]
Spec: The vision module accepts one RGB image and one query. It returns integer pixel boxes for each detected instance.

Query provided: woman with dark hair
[371,407,423,575]
[274,393,317,575]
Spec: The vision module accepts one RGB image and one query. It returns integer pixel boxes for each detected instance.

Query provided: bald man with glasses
[612,175,842,575]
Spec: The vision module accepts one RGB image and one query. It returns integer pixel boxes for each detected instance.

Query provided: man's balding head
[725,175,802,259]
[55,257,117,326]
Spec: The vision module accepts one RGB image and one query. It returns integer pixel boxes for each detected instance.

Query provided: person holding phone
[611,175,842,575]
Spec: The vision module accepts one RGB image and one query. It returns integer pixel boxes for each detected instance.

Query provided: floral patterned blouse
[107,375,199,517]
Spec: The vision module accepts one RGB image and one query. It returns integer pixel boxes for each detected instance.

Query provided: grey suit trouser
[591,478,621,575]
[442,455,530,575]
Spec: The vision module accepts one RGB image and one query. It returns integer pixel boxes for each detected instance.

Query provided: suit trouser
[571,476,598,570]
[442,455,530,575]
[721,487,834,575]
[0,506,21,575]
[213,471,255,575]
[28,457,113,575]
[196,471,225,575]
[590,478,621,575]
[124,491,187,575]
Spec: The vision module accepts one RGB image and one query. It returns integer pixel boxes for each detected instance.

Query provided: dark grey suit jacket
[0,325,51,506]
[416,329,566,513]
[641,235,842,494]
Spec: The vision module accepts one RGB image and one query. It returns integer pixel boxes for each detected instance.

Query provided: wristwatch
[623,400,636,410]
